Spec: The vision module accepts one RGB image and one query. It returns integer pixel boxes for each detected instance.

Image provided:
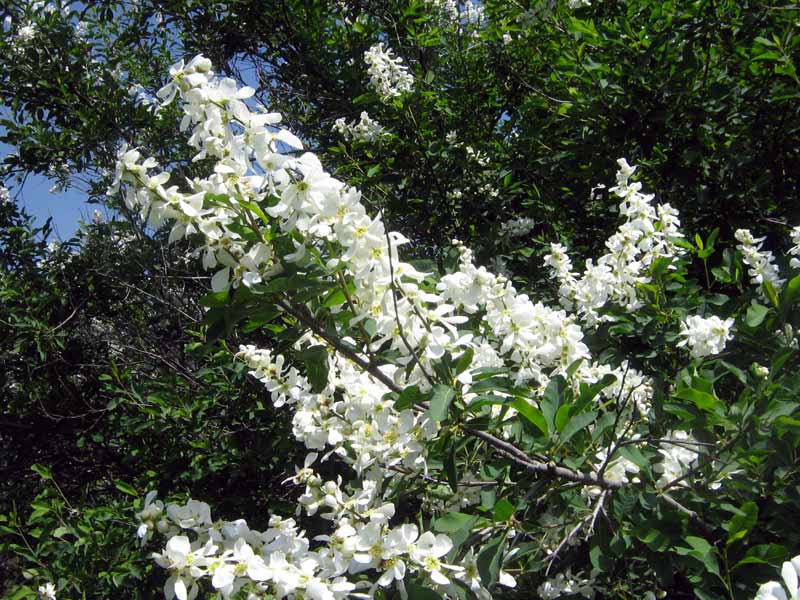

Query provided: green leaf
[566,358,584,379]
[745,303,769,328]
[770,347,795,379]
[779,273,800,321]
[199,290,231,308]
[469,376,513,394]
[578,373,617,405]
[321,289,347,308]
[559,410,598,445]
[5,586,37,600]
[492,499,514,522]
[296,346,330,393]
[511,398,548,436]
[477,534,505,588]
[673,387,724,415]
[396,385,422,410]
[428,384,456,422]
[455,348,474,375]
[406,581,443,600]
[719,361,748,385]
[727,501,758,546]
[734,544,787,569]
[541,375,566,434]
[30,464,52,480]
[52,526,70,538]
[678,536,721,577]
[706,228,719,249]
[444,441,458,493]
[433,512,478,533]
[114,480,138,497]
[763,279,780,309]
[555,405,571,433]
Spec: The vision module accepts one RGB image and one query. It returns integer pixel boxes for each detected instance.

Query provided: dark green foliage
[0,204,299,598]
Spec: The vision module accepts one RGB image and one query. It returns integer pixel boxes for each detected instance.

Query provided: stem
[382,219,437,388]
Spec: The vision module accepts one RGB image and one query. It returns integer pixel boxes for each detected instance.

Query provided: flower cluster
[544,159,684,326]
[426,0,459,20]
[735,228,785,295]
[363,43,414,103]
[137,489,488,600]
[37,583,57,600]
[426,0,485,32]
[114,54,519,599]
[500,216,535,238]
[113,55,753,599]
[677,315,734,358]
[789,226,800,269]
[654,432,701,488]
[568,0,592,9]
[333,112,388,143]
[237,345,434,473]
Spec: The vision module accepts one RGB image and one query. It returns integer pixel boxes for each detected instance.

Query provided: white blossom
[736,228,785,295]
[363,43,414,102]
[677,314,734,358]
[37,583,56,600]
[754,554,800,600]
[789,225,800,269]
[333,112,387,143]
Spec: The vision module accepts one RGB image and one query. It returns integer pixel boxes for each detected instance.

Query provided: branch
[546,490,609,574]
[660,493,712,534]
[276,298,402,394]
[467,427,624,490]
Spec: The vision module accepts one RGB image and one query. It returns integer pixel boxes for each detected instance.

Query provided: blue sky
[1,50,263,241]
[1,142,93,240]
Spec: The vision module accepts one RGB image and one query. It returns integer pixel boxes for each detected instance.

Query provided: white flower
[736,228,785,295]
[364,43,414,102]
[789,225,800,269]
[755,555,800,600]
[136,491,165,544]
[74,20,88,39]
[16,23,37,43]
[500,216,535,238]
[677,314,734,358]
[655,432,701,488]
[538,568,598,599]
[544,159,685,326]
[333,112,387,143]
[411,531,462,585]
[37,583,56,600]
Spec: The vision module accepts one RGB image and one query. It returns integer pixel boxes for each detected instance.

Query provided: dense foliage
[1,1,800,600]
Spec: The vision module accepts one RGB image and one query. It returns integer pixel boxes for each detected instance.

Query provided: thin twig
[382,219,436,388]
[546,490,609,574]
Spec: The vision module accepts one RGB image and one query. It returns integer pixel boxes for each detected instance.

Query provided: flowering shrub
[95,52,800,600]
[2,1,800,599]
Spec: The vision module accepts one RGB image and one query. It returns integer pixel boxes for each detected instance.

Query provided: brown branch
[660,493,711,534]
[276,298,402,394]
[468,427,624,490]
